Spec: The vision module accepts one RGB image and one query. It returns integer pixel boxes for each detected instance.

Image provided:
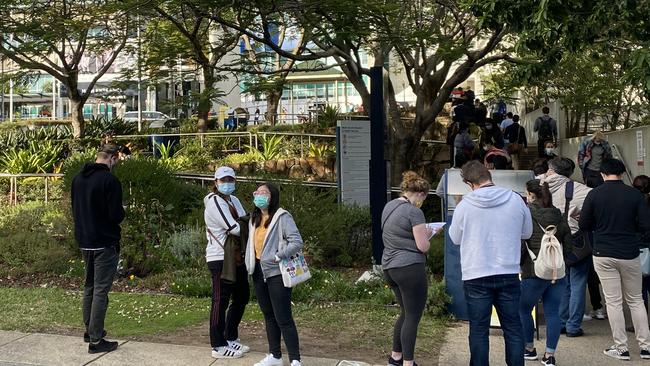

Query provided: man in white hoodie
[449,161,533,366]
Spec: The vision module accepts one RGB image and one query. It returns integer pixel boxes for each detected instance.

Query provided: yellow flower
[129,275,135,281]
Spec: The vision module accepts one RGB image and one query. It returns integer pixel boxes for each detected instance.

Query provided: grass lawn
[0,286,448,364]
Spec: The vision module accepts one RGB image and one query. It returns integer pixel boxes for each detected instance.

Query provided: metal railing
[611,144,634,185]
[112,131,337,158]
[0,173,64,205]
[1,171,444,206]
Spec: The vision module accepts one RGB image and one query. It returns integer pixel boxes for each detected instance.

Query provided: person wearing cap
[578,131,613,188]
[71,144,125,354]
[204,166,251,359]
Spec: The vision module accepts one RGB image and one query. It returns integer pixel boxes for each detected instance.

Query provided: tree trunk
[582,107,589,135]
[266,90,282,126]
[197,67,215,133]
[70,96,85,138]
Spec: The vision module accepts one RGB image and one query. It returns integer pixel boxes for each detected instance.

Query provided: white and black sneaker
[227,339,250,353]
[603,345,631,361]
[641,348,650,359]
[254,354,283,366]
[211,346,244,359]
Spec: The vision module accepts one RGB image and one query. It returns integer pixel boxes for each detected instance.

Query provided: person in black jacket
[579,159,650,361]
[503,115,527,169]
[633,175,650,309]
[519,180,573,366]
[71,144,125,354]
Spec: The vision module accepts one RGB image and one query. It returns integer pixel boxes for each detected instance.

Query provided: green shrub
[170,139,212,173]
[85,116,137,138]
[426,277,451,317]
[280,184,372,267]
[427,235,445,276]
[246,134,284,161]
[0,202,75,274]
[0,140,65,174]
[167,225,205,268]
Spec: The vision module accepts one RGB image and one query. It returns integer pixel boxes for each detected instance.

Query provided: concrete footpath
[0,331,381,366]
[439,318,650,365]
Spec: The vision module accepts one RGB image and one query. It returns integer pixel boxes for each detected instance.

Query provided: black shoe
[388,356,403,365]
[88,339,118,354]
[641,349,650,359]
[524,348,538,360]
[627,326,635,333]
[566,328,584,337]
[84,330,107,343]
[541,355,556,365]
[560,327,566,334]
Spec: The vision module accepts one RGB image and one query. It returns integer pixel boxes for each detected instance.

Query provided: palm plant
[245,134,284,161]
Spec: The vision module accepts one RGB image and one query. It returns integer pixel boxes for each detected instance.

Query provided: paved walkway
[439,317,650,365]
[0,331,381,366]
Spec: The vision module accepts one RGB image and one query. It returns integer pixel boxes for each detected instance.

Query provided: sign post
[369,66,389,266]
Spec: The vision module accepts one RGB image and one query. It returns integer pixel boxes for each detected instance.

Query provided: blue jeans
[559,258,589,332]
[519,277,566,354]
[464,274,524,366]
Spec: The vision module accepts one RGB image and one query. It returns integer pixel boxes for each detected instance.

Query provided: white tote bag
[277,220,311,287]
[640,248,650,277]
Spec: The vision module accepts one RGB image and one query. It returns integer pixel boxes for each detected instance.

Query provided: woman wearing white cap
[204,166,250,359]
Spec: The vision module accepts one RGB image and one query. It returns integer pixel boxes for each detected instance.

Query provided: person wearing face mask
[578,131,613,188]
[71,144,125,354]
[245,183,304,366]
[382,171,437,366]
[542,141,558,160]
[449,161,532,366]
[204,166,250,359]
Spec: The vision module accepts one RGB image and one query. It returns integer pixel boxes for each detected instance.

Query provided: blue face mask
[253,195,270,209]
[217,182,236,195]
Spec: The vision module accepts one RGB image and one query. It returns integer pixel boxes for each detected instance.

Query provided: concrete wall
[559,126,650,183]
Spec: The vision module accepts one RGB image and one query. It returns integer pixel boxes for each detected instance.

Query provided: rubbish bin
[150,119,180,158]
[224,116,236,131]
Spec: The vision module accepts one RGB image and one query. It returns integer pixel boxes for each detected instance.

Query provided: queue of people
[70,138,649,366]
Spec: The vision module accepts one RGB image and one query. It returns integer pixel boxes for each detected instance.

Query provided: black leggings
[253,261,300,361]
[587,259,603,310]
[208,261,250,348]
[385,262,428,361]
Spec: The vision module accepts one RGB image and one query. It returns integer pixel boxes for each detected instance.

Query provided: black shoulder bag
[563,181,593,266]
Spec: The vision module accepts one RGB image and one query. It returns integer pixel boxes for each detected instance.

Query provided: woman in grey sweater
[245,182,304,366]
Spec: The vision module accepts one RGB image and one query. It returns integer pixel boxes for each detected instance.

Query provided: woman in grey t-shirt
[381,171,437,366]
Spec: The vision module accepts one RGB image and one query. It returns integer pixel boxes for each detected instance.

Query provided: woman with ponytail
[519,180,573,366]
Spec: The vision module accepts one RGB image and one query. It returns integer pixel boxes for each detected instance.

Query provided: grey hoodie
[449,185,533,281]
[245,208,304,280]
[543,173,591,234]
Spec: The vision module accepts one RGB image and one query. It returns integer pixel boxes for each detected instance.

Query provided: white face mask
[545,148,555,155]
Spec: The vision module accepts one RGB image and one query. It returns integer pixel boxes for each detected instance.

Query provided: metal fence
[0,173,63,205]
[112,131,337,159]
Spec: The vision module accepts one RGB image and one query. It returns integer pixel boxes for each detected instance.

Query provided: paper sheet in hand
[426,222,446,231]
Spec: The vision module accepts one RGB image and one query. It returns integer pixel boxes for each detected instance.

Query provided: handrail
[610,144,634,184]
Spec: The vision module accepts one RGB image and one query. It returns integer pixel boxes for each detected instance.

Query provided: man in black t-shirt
[579,159,650,360]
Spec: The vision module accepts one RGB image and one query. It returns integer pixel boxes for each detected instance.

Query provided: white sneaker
[590,308,607,320]
[211,346,244,359]
[227,339,250,353]
[603,345,630,361]
[583,314,593,321]
[254,354,283,366]
[291,360,302,366]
